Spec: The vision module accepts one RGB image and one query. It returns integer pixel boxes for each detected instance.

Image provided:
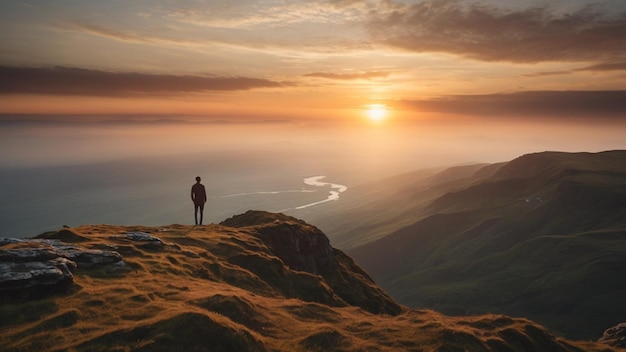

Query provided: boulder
[52,243,123,268]
[599,322,626,348]
[0,257,76,291]
[0,238,123,294]
[0,247,59,262]
[109,232,164,250]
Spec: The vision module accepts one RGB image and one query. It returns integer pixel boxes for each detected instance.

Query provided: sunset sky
[1,0,626,238]
[1,0,625,123]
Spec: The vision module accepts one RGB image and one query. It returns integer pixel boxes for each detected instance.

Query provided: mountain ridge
[348,150,626,340]
[1,211,618,351]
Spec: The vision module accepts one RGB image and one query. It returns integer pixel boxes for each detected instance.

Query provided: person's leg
[199,204,205,225]
[194,204,200,225]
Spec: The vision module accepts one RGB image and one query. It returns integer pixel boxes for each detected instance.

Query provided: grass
[0,218,618,351]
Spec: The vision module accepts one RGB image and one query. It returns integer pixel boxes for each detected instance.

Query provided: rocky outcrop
[0,257,76,291]
[221,210,404,315]
[0,231,123,295]
[600,322,626,348]
[110,231,164,250]
[222,210,333,274]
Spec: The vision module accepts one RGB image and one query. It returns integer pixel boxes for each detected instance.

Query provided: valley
[318,150,626,340]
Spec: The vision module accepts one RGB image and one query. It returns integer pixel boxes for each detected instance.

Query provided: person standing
[191,176,207,225]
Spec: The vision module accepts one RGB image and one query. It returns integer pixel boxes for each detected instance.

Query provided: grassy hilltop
[0,211,618,351]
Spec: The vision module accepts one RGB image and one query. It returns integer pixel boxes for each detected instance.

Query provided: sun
[365,104,388,122]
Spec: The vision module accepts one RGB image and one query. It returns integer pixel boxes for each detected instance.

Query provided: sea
[0,121,413,238]
[6,116,618,238]
[0,150,360,237]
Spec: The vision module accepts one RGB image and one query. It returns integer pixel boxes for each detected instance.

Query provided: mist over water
[1,119,624,237]
[0,154,332,237]
[0,122,368,237]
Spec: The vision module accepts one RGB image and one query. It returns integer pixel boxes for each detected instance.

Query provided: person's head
[195,176,201,183]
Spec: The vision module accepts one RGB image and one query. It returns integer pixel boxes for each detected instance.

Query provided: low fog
[2,117,624,171]
[1,117,624,237]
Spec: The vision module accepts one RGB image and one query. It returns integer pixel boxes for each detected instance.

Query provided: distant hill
[348,150,626,340]
[0,211,617,351]
[304,164,492,249]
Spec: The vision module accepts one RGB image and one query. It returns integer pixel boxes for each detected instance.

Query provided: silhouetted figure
[191,176,207,225]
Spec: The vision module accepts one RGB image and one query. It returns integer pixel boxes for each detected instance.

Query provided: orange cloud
[524,61,626,77]
[367,2,626,63]
[304,71,391,80]
[398,91,626,119]
[0,66,289,96]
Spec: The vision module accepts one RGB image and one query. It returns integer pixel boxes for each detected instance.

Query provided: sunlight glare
[366,104,388,122]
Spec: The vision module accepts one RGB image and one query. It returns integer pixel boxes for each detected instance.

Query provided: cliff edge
[0,211,618,351]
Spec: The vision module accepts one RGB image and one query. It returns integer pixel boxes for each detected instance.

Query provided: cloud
[367,1,626,63]
[523,61,626,77]
[304,71,391,80]
[0,66,287,96]
[61,23,159,44]
[59,22,211,47]
[398,91,626,118]
[168,0,369,29]
[579,61,626,72]
[60,12,373,55]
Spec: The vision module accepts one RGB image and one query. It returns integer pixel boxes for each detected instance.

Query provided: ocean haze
[0,121,368,237]
[0,150,330,237]
[1,118,624,238]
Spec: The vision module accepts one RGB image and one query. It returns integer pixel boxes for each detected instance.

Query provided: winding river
[295,176,348,209]
[218,176,347,212]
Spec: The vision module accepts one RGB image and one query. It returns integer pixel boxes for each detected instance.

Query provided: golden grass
[0,224,617,352]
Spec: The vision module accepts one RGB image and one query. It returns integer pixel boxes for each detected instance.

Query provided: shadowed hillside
[304,164,493,249]
[349,150,626,340]
[0,211,617,351]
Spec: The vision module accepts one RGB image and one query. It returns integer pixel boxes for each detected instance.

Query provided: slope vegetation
[349,150,626,340]
[0,211,615,351]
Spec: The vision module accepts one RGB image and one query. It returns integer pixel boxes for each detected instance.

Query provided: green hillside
[348,150,626,340]
[306,163,493,249]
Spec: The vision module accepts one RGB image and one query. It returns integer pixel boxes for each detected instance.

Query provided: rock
[109,232,164,250]
[221,211,404,316]
[220,210,298,228]
[0,258,76,291]
[55,245,123,268]
[37,228,90,243]
[0,238,21,246]
[221,210,332,274]
[0,239,123,269]
[0,237,123,294]
[599,322,626,348]
[0,247,59,262]
[124,232,162,243]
